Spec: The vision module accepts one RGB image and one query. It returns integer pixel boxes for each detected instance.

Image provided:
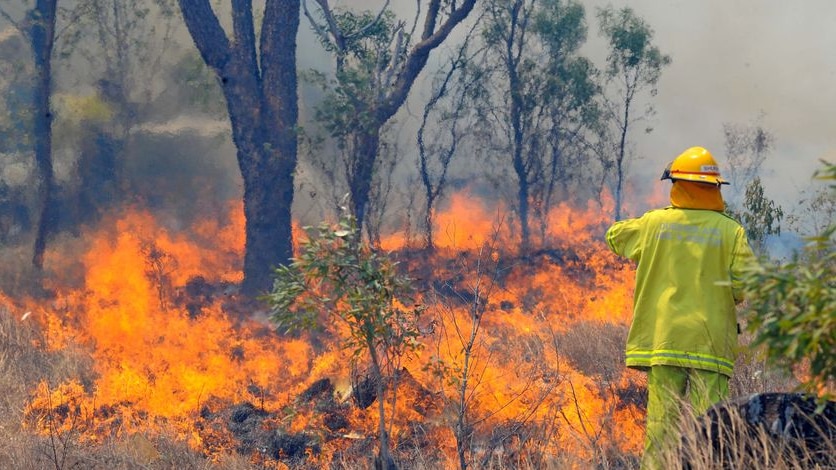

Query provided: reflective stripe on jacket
[606,207,754,377]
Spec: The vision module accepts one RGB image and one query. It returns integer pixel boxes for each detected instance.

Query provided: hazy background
[300,0,834,213]
[2,0,833,233]
[581,0,835,209]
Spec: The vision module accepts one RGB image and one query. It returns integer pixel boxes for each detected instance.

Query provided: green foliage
[308,9,400,143]
[726,176,784,256]
[597,6,671,82]
[742,162,836,396]
[266,209,423,363]
[535,0,599,114]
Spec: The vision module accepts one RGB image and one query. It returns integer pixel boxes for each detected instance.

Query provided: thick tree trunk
[239,144,295,296]
[29,0,58,271]
[179,0,299,297]
[225,72,297,296]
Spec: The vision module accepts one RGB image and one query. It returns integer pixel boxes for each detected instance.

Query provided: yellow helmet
[660,147,729,185]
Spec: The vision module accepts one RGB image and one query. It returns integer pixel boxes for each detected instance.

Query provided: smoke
[582,0,836,213]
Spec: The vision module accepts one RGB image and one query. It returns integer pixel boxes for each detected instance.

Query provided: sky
[580,0,836,211]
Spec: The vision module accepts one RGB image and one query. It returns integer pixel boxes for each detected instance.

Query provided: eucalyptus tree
[722,119,782,256]
[0,1,58,271]
[475,0,597,253]
[597,5,670,221]
[304,0,478,234]
[722,114,773,205]
[532,0,599,242]
[416,22,483,250]
[177,0,299,296]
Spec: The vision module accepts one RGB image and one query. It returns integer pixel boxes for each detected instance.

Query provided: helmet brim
[671,173,729,185]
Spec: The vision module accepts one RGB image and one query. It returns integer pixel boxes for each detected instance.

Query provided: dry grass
[553,320,629,384]
[0,307,249,470]
[731,330,800,397]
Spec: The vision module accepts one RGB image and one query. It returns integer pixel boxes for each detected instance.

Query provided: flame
[7,191,645,465]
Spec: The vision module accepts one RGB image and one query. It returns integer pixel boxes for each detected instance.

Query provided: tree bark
[29,0,59,271]
[178,0,299,296]
[349,130,380,234]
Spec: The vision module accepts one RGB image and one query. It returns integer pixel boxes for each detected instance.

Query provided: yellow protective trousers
[641,365,729,470]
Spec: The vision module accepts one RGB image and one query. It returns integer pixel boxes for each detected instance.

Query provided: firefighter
[605,146,755,468]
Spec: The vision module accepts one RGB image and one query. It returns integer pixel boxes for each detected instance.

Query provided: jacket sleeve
[730,226,756,303]
[606,217,644,262]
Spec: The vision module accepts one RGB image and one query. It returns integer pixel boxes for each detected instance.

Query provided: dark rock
[685,393,836,469]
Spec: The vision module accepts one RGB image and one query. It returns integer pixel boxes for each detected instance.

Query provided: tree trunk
[179,0,299,297]
[614,106,629,222]
[423,197,435,251]
[29,0,58,271]
[239,144,295,296]
[349,130,380,234]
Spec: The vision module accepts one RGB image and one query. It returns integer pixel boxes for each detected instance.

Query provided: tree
[1,1,59,271]
[722,114,773,205]
[532,0,599,241]
[267,208,423,470]
[597,6,670,221]
[177,0,299,296]
[721,119,782,256]
[787,183,836,238]
[304,0,478,234]
[416,27,482,250]
[742,161,835,396]
[53,0,181,224]
[728,176,784,257]
[475,0,597,253]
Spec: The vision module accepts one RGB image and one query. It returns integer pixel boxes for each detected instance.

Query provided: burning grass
[0,196,826,469]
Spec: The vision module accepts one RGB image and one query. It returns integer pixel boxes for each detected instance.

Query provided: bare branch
[380,0,477,121]
[302,0,329,44]
[407,0,421,40]
[0,6,23,33]
[347,0,390,41]
[311,0,342,49]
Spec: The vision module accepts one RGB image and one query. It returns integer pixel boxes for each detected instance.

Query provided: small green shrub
[265,209,423,469]
[742,162,835,396]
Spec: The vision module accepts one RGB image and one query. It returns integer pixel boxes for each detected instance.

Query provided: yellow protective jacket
[606,207,754,377]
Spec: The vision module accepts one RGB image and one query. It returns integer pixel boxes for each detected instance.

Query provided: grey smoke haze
[582,0,835,212]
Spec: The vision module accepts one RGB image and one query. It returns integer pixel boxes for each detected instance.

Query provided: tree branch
[0,7,23,33]
[379,0,477,121]
[231,0,258,75]
[177,0,231,71]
